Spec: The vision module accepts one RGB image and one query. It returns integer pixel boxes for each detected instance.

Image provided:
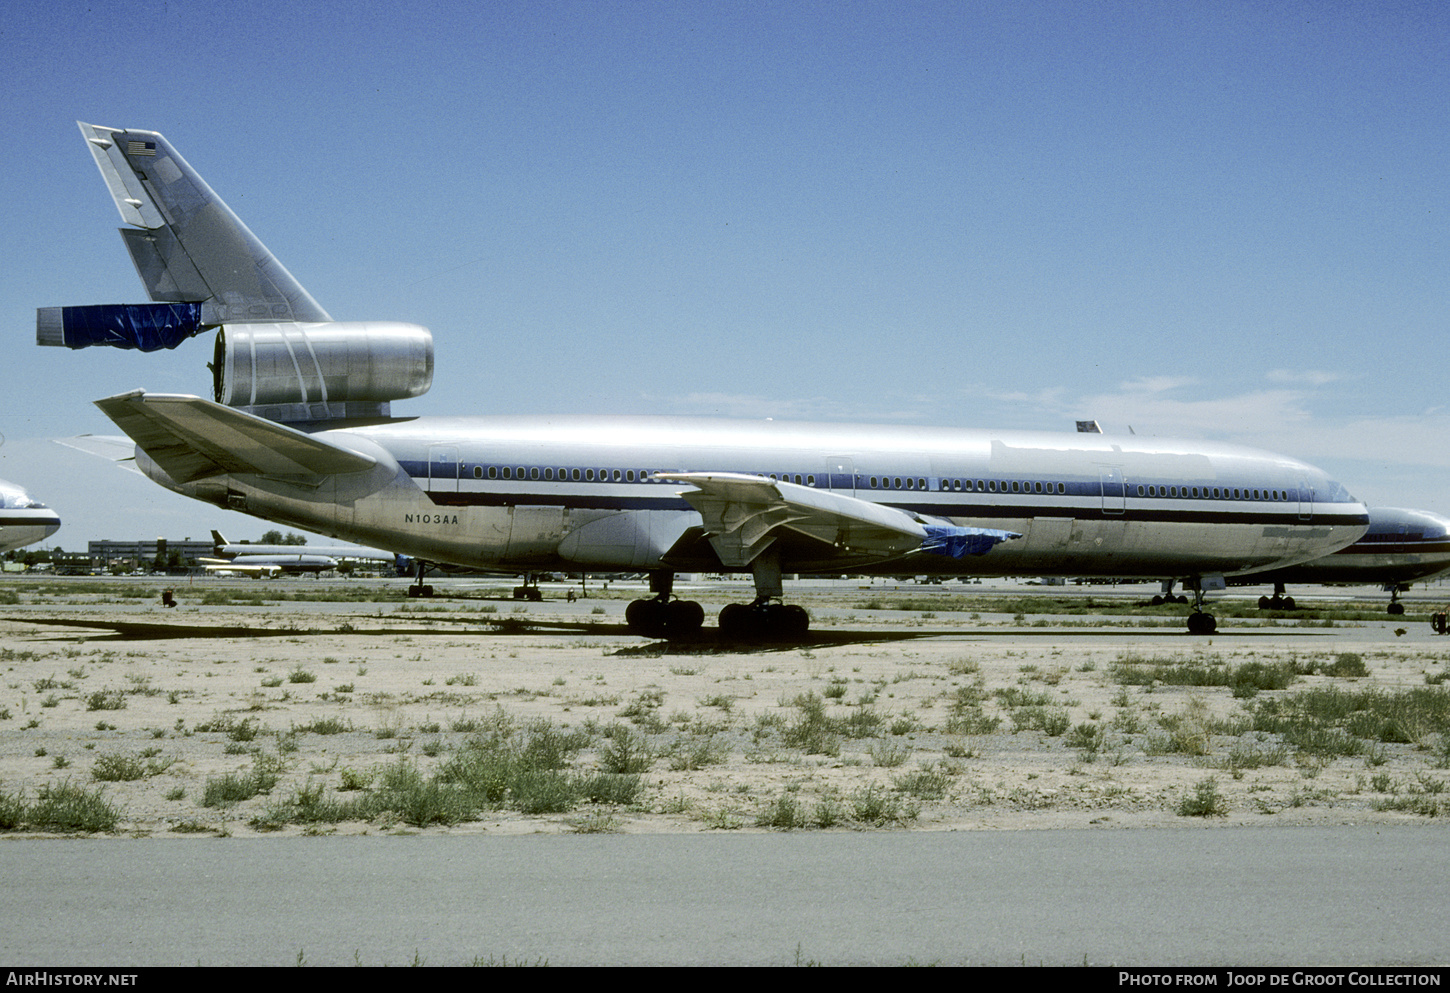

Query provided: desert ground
[2,574,1449,838]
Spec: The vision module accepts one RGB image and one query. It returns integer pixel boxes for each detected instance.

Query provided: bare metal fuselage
[136,413,1367,583]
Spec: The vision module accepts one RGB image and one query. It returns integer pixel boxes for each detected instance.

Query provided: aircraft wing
[51,434,146,475]
[94,390,377,483]
[659,472,1017,569]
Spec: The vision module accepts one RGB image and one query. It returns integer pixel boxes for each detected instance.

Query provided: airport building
[88,538,214,572]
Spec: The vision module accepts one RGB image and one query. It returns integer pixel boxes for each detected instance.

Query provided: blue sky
[2,0,1446,545]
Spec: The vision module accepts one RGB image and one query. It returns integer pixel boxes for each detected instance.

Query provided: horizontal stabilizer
[93,390,376,483]
[37,303,208,351]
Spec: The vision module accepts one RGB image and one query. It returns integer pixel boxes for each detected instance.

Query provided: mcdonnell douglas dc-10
[40,122,1368,637]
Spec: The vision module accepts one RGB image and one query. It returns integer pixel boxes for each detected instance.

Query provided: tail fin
[46,122,330,342]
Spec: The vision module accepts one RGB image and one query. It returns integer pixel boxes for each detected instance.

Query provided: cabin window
[988,480,997,492]
[807,475,816,487]
[1033,481,1042,494]
[473,466,483,479]
[894,477,903,489]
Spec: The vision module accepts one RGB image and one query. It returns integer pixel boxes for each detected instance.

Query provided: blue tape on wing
[57,303,205,351]
[921,526,1019,558]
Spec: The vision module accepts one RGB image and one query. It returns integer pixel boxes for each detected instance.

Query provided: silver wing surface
[659,471,1018,570]
[94,390,375,483]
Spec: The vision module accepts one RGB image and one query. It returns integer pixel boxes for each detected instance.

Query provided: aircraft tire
[626,599,665,638]
[1388,602,1405,615]
[1186,612,1216,635]
[1258,596,1272,610]
[666,599,705,636]
[718,603,751,640]
[776,604,810,639]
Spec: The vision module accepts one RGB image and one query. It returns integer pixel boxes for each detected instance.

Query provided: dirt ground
[2,576,1449,837]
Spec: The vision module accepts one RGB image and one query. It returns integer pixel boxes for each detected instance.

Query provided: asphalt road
[2,826,1445,967]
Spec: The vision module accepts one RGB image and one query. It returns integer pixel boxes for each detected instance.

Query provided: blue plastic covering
[53,303,206,351]
[920,525,1019,558]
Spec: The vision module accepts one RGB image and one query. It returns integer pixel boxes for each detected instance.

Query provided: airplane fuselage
[137,414,1367,582]
[0,480,61,555]
[1249,507,1450,587]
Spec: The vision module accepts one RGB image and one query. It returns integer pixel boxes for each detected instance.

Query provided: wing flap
[659,472,922,567]
[660,471,1019,569]
[93,390,376,483]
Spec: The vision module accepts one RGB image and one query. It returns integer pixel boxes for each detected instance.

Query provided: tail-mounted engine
[213,321,433,422]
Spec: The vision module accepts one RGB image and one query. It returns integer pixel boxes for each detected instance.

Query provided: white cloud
[1266,369,1343,386]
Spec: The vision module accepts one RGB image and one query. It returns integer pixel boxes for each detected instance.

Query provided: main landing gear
[717,600,810,641]
[1151,579,1189,606]
[1257,582,1296,611]
[716,549,811,642]
[512,573,543,601]
[625,571,705,639]
[407,560,434,597]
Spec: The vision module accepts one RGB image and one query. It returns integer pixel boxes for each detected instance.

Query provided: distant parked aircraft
[0,478,61,554]
[1240,507,1450,614]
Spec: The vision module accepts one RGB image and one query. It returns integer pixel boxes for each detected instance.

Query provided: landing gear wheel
[667,598,705,635]
[626,597,705,639]
[1186,612,1217,635]
[407,584,434,598]
[1388,601,1405,616]
[716,602,810,642]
